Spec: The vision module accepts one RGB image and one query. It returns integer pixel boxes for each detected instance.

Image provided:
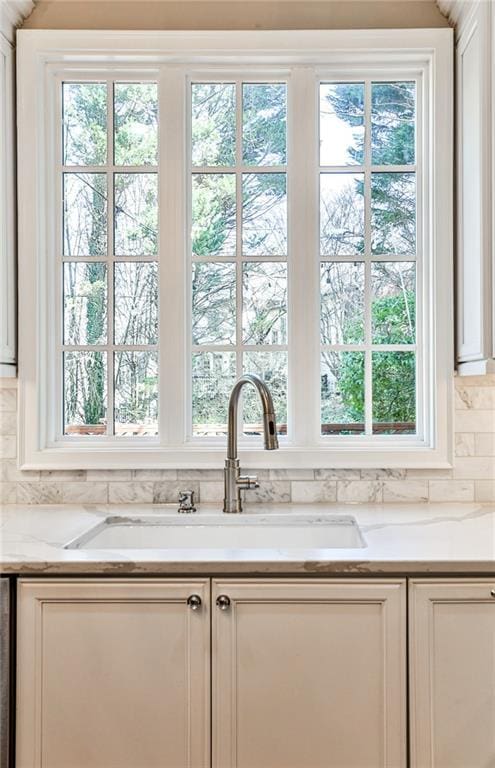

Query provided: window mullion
[235,80,243,442]
[159,66,187,444]
[106,80,115,438]
[288,67,320,446]
[364,79,373,437]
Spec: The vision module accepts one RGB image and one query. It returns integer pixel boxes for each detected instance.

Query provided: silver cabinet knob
[491,589,495,598]
[216,594,231,611]
[187,594,202,611]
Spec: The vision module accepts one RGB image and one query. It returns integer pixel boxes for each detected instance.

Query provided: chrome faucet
[224,373,279,514]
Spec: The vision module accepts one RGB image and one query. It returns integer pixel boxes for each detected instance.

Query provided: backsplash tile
[1,375,494,504]
[337,480,383,503]
[291,480,337,503]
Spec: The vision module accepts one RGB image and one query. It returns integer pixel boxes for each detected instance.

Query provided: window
[61,81,159,438]
[190,81,288,438]
[319,81,417,437]
[17,30,453,469]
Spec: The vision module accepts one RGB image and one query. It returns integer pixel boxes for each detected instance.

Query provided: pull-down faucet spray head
[262,410,279,451]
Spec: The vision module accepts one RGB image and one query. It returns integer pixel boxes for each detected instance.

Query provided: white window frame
[17,29,453,470]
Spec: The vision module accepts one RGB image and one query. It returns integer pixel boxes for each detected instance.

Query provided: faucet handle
[237,475,259,491]
[178,489,196,513]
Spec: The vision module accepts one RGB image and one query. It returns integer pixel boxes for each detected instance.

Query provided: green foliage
[192,174,236,257]
[337,293,416,429]
[323,82,417,430]
[371,82,415,165]
[242,83,287,165]
[371,350,415,430]
[82,353,106,427]
[114,83,158,165]
[84,263,106,345]
[372,288,415,344]
[321,352,364,428]
[63,83,107,165]
[192,83,236,166]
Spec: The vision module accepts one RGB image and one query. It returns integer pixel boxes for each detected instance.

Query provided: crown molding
[436,0,479,27]
[0,0,35,44]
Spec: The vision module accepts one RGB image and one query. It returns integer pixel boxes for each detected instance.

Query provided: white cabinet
[0,32,16,376]
[410,579,495,767]
[441,0,495,373]
[17,577,407,768]
[0,1,34,375]
[213,579,407,768]
[16,579,211,768]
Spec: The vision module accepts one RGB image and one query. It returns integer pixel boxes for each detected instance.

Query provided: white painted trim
[457,358,495,376]
[0,363,16,378]
[17,29,454,469]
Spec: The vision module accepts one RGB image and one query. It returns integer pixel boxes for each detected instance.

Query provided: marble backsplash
[1,375,494,505]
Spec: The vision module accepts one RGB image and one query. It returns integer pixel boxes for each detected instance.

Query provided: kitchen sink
[65,513,366,550]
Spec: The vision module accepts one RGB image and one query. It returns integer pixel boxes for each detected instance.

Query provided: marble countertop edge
[1,502,495,575]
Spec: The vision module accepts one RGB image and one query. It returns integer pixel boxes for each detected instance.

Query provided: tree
[321,81,417,432]
[63,83,159,434]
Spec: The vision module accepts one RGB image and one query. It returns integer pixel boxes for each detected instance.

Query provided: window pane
[371,82,415,165]
[63,173,107,256]
[242,83,287,166]
[320,173,364,256]
[242,351,287,436]
[243,262,287,345]
[114,351,158,436]
[114,83,158,166]
[372,351,415,434]
[64,262,107,345]
[320,262,364,344]
[114,173,158,256]
[191,83,236,167]
[114,262,158,345]
[242,173,287,256]
[192,174,236,257]
[192,262,236,345]
[63,83,107,166]
[371,262,415,344]
[192,351,236,437]
[320,83,364,166]
[371,172,415,255]
[321,351,365,435]
[64,351,107,435]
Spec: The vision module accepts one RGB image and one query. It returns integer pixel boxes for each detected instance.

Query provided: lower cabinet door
[17,578,210,768]
[410,579,495,768]
[212,578,406,768]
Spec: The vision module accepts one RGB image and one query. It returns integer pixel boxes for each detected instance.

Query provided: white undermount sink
[65,513,366,550]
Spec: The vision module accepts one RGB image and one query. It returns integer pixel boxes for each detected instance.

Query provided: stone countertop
[1,502,495,575]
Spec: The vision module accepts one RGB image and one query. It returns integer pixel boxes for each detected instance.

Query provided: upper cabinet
[440,0,495,374]
[0,1,34,376]
[0,29,16,376]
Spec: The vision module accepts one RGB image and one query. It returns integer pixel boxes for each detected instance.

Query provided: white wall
[22,0,449,30]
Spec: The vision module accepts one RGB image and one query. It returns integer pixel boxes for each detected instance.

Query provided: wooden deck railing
[66,422,415,437]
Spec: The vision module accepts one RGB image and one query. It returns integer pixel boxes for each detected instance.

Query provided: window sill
[19,441,453,471]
